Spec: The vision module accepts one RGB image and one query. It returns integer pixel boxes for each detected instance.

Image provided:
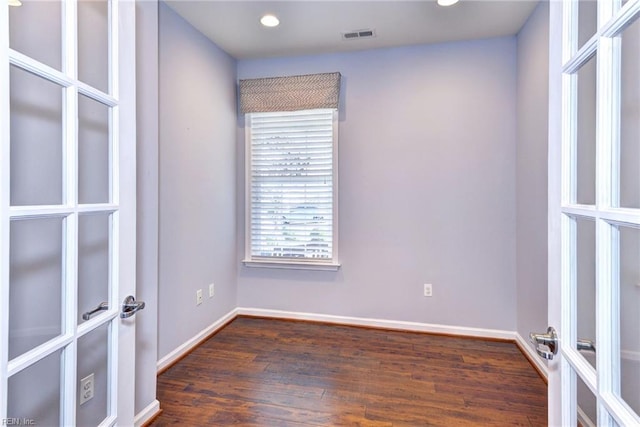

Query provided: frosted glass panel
[576,217,596,370]
[9,218,63,360]
[77,324,110,426]
[78,213,110,324]
[577,374,597,426]
[78,94,110,204]
[9,0,62,71]
[576,55,597,206]
[7,349,62,426]
[619,225,640,416]
[78,0,109,93]
[578,0,597,51]
[619,18,640,209]
[10,65,63,206]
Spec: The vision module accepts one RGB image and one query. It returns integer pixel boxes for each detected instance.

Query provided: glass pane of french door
[618,225,640,415]
[7,349,63,426]
[618,16,640,209]
[9,0,62,71]
[9,217,63,360]
[560,0,640,425]
[9,65,63,206]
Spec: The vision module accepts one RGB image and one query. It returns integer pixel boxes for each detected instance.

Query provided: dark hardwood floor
[152,317,547,426]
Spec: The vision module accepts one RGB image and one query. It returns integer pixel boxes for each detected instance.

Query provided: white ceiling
[164,0,539,60]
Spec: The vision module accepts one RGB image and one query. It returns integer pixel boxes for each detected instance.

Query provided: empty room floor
[152,317,547,426]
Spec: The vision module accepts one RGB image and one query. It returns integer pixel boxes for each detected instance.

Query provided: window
[244,108,339,270]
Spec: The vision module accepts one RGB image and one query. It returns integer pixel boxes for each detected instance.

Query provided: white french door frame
[0,0,137,424]
[549,0,640,425]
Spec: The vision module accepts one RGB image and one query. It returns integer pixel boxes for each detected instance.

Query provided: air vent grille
[342,29,376,40]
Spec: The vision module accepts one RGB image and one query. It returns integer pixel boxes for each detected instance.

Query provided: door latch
[529,326,558,360]
[120,295,145,319]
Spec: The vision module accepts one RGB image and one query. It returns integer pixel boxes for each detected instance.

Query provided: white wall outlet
[423,283,433,297]
[209,283,215,298]
[79,373,94,405]
[196,289,203,305]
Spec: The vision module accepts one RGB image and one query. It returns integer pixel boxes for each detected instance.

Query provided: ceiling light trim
[260,14,280,28]
[436,0,460,6]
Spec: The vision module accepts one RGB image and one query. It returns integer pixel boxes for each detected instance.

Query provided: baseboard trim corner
[156,308,238,374]
[515,332,548,383]
[236,307,515,341]
[135,399,161,427]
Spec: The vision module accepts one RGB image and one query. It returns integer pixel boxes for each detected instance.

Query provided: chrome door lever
[120,295,145,319]
[577,339,596,353]
[82,302,109,320]
[529,327,559,360]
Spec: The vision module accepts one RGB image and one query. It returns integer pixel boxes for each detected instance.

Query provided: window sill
[242,259,341,271]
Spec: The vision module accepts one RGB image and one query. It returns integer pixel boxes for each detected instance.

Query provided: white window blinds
[248,109,337,263]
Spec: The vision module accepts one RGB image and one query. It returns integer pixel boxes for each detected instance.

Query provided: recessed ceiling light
[437,0,459,6]
[8,0,22,6]
[260,14,280,27]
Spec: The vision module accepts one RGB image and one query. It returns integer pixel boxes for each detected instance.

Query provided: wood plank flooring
[152,317,547,426]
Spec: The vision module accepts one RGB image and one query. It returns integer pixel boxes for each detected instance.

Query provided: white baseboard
[156,308,237,373]
[134,399,160,427]
[236,307,515,340]
[515,331,548,380]
[622,349,640,362]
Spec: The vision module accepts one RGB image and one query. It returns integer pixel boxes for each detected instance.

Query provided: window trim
[243,108,340,271]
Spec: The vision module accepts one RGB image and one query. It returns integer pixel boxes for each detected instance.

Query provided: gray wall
[236,38,518,331]
[157,3,238,360]
[515,1,549,352]
[135,0,159,417]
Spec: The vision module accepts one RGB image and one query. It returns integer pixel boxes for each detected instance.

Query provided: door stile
[548,1,565,424]
[108,0,120,421]
[115,0,138,420]
[0,0,10,421]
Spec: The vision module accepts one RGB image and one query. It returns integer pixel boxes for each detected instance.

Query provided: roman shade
[239,72,341,114]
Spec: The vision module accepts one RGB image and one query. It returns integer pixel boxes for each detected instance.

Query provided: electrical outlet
[209,283,215,298]
[196,289,203,305]
[423,283,433,297]
[79,373,94,405]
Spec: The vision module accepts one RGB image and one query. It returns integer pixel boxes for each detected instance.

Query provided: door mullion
[61,0,78,425]
[594,0,621,425]
[560,1,578,424]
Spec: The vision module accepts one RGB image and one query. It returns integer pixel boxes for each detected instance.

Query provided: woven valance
[239,72,341,114]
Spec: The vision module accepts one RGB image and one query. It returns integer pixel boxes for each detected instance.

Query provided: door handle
[577,339,596,353]
[529,326,558,360]
[120,295,145,319]
[82,302,109,320]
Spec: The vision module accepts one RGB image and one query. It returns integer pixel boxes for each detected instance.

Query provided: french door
[547,0,640,425]
[0,0,139,425]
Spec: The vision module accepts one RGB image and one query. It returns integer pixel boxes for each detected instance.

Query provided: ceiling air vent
[342,29,376,41]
